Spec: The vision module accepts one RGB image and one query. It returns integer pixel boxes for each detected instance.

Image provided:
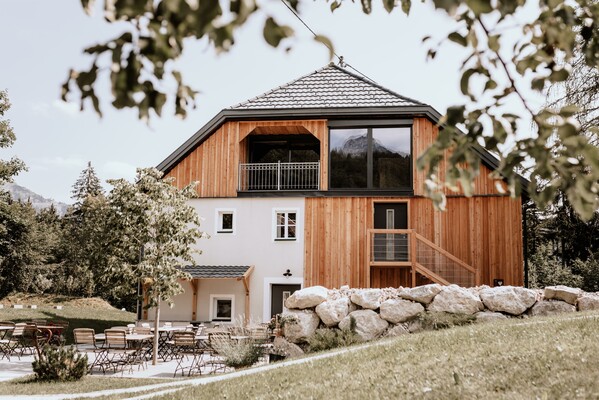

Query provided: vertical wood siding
[304,196,523,289]
[165,120,328,196]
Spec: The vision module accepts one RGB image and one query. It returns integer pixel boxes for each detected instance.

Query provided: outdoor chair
[250,326,272,363]
[10,325,43,358]
[0,321,15,340]
[103,329,138,374]
[73,328,107,373]
[0,325,15,361]
[133,327,151,335]
[202,331,233,374]
[171,331,205,377]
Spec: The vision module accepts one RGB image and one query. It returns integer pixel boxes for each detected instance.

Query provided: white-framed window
[210,294,235,321]
[273,209,298,241]
[215,208,236,234]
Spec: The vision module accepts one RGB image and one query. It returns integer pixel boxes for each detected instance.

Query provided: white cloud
[30,102,51,117]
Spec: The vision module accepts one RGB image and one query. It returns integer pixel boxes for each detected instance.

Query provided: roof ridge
[229,64,335,109]
[331,64,426,106]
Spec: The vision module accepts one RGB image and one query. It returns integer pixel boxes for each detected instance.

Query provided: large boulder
[475,311,509,322]
[285,286,328,309]
[339,310,389,341]
[544,286,581,306]
[530,300,576,317]
[380,299,425,324]
[282,309,320,343]
[479,286,537,315]
[428,285,484,315]
[399,284,443,305]
[315,297,350,327]
[272,336,304,358]
[578,294,599,311]
[350,289,382,310]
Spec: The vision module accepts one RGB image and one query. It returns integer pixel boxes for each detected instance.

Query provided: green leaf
[314,35,335,60]
[401,0,411,14]
[548,67,569,82]
[531,77,545,91]
[263,17,294,47]
[484,79,497,91]
[330,1,341,12]
[383,0,395,13]
[460,68,476,97]
[488,35,499,52]
[448,32,468,46]
[466,0,492,15]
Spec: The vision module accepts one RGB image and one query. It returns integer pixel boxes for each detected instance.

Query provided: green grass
[0,375,166,395]
[152,312,599,399]
[0,306,135,344]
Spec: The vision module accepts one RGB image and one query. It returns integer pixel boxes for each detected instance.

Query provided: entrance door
[373,203,408,261]
[271,284,301,317]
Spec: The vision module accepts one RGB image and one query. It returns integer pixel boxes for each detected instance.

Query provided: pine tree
[71,161,103,206]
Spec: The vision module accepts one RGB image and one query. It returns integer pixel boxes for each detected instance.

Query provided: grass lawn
[0,375,167,395]
[0,294,135,344]
[153,312,599,399]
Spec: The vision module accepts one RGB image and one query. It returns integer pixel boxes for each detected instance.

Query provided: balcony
[238,161,320,191]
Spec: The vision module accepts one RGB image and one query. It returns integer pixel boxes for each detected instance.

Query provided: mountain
[3,183,69,215]
[339,134,409,157]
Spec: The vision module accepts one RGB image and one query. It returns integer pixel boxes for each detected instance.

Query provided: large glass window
[330,129,368,188]
[330,126,411,189]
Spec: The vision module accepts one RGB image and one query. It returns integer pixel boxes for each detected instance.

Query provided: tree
[64,1,599,219]
[106,168,204,365]
[71,161,104,206]
[0,90,26,194]
[61,162,107,297]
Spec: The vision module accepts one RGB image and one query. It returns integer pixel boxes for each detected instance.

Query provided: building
[150,64,524,323]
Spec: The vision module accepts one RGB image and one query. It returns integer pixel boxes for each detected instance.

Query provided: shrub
[32,345,88,381]
[307,316,360,352]
[418,312,475,331]
[529,245,584,289]
[212,340,264,369]
[572,256,599,292]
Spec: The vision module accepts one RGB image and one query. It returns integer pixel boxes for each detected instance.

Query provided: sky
[0,0,540,204]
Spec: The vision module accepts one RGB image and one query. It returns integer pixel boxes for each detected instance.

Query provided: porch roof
[181,265,253,279]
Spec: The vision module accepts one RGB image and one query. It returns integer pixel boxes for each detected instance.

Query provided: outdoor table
[150,327,187,361]
[95,333,153,343]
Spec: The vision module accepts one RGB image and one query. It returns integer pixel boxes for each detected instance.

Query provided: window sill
[217,230,233,234]
[275,238,297,242]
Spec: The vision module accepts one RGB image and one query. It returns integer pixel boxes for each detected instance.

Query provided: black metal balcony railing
[238,161,320,191]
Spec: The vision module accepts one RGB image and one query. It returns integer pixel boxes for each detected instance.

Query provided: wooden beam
[191,279,199,321]
[237,266,253,326]
[142,284,148,320]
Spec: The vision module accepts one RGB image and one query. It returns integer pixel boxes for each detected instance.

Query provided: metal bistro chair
[203,331,233,374]
[48,320,69,346]
[103,329,137,374]
[0,322,15,361]
[171,331,205,377]
[73,328,107,373]
[10,325,44,358]
[132,326,153,361]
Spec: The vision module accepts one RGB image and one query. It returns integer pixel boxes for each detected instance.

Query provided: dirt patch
[0,293,117,310]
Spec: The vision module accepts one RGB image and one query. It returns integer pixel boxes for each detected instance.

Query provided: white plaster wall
[189,197,305,322]
[149,280,193,322]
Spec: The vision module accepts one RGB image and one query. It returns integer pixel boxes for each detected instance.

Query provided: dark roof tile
[230,64,424,110]
[181,265,252,279]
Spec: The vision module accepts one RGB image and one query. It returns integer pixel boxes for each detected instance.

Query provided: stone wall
[281,284,599,343]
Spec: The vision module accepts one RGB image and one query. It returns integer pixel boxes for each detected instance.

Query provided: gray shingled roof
[181,265,251,279]
[230,64,425,110]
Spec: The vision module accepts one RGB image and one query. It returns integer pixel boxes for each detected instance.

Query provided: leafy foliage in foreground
[212,339,264,369]
[418,311,476,331]
[32,345,88,382]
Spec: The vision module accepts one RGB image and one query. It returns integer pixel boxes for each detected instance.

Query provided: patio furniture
[47,320,69,345]
[171,331,205,377]
[103,329,139,374]
[202,331,233,374]
[10,325,44,358]
[0,324,15,361]
[73,328,107,373]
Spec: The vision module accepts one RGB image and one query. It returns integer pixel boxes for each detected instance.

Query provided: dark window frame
[328,120,413,191]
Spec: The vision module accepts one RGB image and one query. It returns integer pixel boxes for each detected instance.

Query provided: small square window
[211,295,234,321]
[217,210,235,233]
[275,211,297,240]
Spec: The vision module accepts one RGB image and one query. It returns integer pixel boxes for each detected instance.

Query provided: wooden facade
[164,115,524,290]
